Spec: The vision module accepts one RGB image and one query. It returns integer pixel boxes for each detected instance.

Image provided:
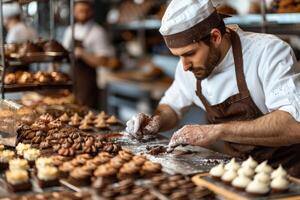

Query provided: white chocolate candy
[209,163,225,178]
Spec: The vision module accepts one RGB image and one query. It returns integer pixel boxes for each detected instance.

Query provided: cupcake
[16,143,31,157]
[68,167,92,186]
[241,156,258,169]
[9,159,29,171]
[237,166,255,178]
[254,172,271,184]
[209,163,225,179]
[225,158,240,171]
[232,175,251,190]
[5,170,31,192]
[255,161,273,174]
[0,150,15,170]
[246,179,270,196]
[106,115,119,125]
[37,166,59,188]
[221,170,238,184]
[35,157,53,169]
[271,176,289,193]
[271,165,287,179]
[23,148,40,167]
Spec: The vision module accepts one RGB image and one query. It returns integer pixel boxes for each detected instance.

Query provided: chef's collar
[159,0,230,49]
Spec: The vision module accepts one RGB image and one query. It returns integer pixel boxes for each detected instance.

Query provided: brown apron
[73,38,98,109]
[196,29,300,178]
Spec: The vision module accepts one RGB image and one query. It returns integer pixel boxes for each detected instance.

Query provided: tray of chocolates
[192,157,300,200]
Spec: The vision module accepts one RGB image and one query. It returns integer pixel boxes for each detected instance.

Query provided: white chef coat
[6,22,37,44]
[62,21,115,57]
[160,25,300,122]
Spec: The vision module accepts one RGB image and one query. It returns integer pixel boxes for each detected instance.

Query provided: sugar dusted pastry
[271,165,287,179]
[237,166,255,178]
[241,156,258,169]
[271,176,289,192]
[225,158,240,171]
[232,175,251,190]
[209,163,225,179]
[255,161,273,174]
[254,172,271,184]
[246,179,270,195]
[221,170,238,183]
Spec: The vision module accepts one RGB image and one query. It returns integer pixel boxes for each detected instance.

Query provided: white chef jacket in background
[160,25,300,122]
[63,21,115,57]
[6,22,37,44]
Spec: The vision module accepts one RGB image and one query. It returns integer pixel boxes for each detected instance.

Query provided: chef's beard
[192,44,222,80]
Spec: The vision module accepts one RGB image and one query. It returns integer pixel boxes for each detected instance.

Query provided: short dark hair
[201,20,226,45]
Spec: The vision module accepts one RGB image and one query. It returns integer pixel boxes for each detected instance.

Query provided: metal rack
[0,0,75,99]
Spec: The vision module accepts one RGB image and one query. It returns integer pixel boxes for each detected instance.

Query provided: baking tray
[192,174,300,200]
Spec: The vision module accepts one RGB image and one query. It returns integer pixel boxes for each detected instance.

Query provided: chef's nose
[182,59,192,71]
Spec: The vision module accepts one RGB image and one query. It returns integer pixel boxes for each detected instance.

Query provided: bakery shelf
[3,0,47,5]
[2,82,73,93]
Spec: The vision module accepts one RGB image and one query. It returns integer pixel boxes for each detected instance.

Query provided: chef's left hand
[168,124,222,149]
[74,47,84,58]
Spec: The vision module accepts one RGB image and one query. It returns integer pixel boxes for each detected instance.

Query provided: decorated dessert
[246,179,270,196]
[37,166,59,188]
[232,175,251,190]
[271,176,289,193]
[5,169,31,192]
[9,159,29,171]
[224,158,240,171]
[0,150,15,170]
[209,163,225,179]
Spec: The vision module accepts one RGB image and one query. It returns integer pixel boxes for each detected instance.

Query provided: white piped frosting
[6,170,29,185]
[246,179,270,195]
[255,161,273,174]
[241,156,258,169]
[254,172,271,184]
[271,176,289,191]
[271,165,287,179]
[209,163,225,178]
[237,166,255,178]
[232,175,251,189]
[37,166,58,181]
[35,157,53,169]
[9,159,29,171]
[16,143,31,156]
[221,170,238,183]
[225,158,240,171]
[23,148,40,161]
[0,150,15,162]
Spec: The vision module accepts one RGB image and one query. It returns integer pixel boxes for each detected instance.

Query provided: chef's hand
[74,47,84,58]
[125,113,160,140]
[168,124,222,149]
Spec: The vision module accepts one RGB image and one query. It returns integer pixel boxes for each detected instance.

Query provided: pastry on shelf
[34,71,53,84]
[43,40,67,54]
[5,169,32,192]
[17,72,34,84]
[50,71,70,83]
[18,41,42,56]
[37,166,60,188]
[4,73,16,85]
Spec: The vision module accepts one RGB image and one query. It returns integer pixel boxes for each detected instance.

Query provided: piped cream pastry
[221,170,238,183]
[59,113,69,122]
[232,175,251,190]
[37,166,58,181]
[16,143,31,156]
[255,161,273,174]
[271,176,289,192]
[209,163,225,179]
[0,150,15,163]
[85,111,96,120]
[6,169,29,185]
[23,148,40,162]
[237,166,255,178]
[271,165,287,179]
[95,119,108,129]
[246,179,270,195]
[106,115,119,124]
[98,111,108,119]
[9,159,29,171]
[225,158,240,171]
[254,172,271,184]
[241,156,258,169]
[36,157,53,169]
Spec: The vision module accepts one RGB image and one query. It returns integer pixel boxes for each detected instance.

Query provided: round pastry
[225,158,240,171]
[255,161,273,174]
[9,159,29,171]
[106,115,119,124]
[50,71,69,83]
[35,72,52,84]
[209,163,225,179]
[94,164,118,178]
[118,150,134,161]
[221,170,238,183]
[43,40,67,53]
[119,162,141,179]
[232,175,251,190]
[271,165,287,179]
[241,156,258,169]
[58,162,75,178]
[254,172,271,184]
[68,167,92,186]
[59,113,70,123]
[38,166,58,180]
[97,152,113,163]
[16,143,31,156]
[271,176,289,192]
[17,72,34,84]
[140,161,162,176]
[237,166,255,178]
[246,179,270,195]
[4,73,16,85]
[132,155,147,166]
[35,157,53,169]
[109,156,126,169]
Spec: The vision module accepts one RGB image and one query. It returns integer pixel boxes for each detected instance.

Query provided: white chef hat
[160,0,227,48]
[3,3,21,20]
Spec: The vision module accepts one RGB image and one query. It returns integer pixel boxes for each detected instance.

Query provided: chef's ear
[210,28,222,47]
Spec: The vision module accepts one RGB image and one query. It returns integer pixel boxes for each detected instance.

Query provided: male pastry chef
[126,0,300,177]
[63,0,117,108]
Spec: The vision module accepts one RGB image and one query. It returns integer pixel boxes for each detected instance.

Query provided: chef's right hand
[125,113,160,140]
